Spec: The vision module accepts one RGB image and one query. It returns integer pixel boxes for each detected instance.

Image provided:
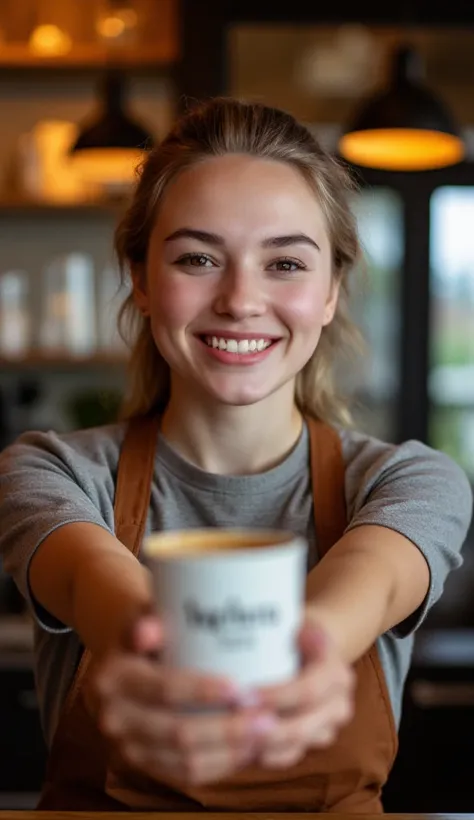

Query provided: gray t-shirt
[0,421,472,747]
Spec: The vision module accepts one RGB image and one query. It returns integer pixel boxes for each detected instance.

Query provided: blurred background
[0,0,473,811]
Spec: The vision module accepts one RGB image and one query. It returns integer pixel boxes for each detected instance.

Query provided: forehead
[152,154,328,238]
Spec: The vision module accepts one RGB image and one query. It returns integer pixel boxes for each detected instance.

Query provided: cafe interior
[0,0,473,812]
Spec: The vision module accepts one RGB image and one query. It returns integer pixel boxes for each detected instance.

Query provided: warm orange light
[29,24,72,56]
[96,16,126,40]
[339,128,465,171]
[69,147,146,186]
[95,6,138,40]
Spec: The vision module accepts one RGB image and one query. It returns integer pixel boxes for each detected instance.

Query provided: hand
[254,610,356,769]
[90,616,276,786]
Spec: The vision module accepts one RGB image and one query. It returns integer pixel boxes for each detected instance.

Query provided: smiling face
[132,154,339,409]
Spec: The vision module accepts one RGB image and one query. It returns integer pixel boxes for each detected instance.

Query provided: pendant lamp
[69,70,153,187]
[339,45,464,171]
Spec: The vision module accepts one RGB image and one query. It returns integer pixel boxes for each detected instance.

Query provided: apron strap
[114,414,161,555]
[307,416,347,555]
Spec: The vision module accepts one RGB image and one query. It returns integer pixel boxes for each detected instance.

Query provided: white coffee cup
[142,528,307,688]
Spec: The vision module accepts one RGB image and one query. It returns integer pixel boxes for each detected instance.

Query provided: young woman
[0,98,471,813]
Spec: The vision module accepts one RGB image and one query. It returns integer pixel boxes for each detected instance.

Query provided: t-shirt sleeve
[341,430,473,637]
[0,427,120,632]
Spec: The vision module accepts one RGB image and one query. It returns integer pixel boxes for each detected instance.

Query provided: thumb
[124,614,164,655]
[298,618,330,664]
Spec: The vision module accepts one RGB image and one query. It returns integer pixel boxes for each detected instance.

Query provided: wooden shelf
[0,196,128,215]
[0,353,128,371]
[0,0,179,75]
[0,44,176,73]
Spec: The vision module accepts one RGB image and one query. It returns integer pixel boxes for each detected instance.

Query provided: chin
[204,378,283,408]
[211,390,268,407]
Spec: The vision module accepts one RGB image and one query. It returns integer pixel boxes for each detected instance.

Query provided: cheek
[149,276,206,331]
[278,280,331,334]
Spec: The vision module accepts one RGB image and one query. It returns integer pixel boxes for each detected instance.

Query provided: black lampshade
[70,70,153,185]
[339,45,465,171]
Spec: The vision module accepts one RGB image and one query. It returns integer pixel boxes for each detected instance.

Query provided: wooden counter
[0,813,471,820]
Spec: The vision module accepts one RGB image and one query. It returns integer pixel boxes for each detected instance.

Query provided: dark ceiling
[219,1,474,26]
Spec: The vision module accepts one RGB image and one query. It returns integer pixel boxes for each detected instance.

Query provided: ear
[322,277,341,327]
[131,263,150,316]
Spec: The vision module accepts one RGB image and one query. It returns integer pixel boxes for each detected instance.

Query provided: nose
[213,266,266,320]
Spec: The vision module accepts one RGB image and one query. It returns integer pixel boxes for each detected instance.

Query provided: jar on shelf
[0,269,31,357]
[39,253,97,356]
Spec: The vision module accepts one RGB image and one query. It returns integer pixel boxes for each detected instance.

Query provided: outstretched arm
[29,521,153,659]
[305,524,429,662]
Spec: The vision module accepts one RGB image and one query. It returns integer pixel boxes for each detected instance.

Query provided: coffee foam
[143,528,294,558]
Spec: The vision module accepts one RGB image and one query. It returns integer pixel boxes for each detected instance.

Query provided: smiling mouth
[201,335,276,354]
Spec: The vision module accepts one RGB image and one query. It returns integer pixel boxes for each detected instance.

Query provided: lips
[196,333,280,364]
[204,335,273,354]
[198,331,281,341]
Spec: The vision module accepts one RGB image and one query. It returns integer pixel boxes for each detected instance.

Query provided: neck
[161,382,303,475]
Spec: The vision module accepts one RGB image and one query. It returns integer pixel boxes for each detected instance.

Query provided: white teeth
[205,336,272,354]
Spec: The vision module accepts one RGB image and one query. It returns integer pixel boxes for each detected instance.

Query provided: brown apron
[37,415,398,812]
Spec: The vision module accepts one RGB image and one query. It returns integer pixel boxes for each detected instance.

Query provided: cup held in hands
[142,528,307,688]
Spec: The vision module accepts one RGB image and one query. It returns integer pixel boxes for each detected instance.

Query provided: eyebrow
[164,228,320,251]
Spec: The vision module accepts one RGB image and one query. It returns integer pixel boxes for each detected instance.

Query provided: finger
[260,742,305,769]
[160,667,242,707]
[170,710,276,753]
[95,655,239,707]
[140,741,257,786]
[99,697,174,743]
[179,743,256,785]
[120,613,161,654]
[122,740,181,776]
[100,696,275,754]
[262,725,335,765]
[254,622,330,711]
[257,660,353,712]
[298,620,330,664]
[260,693,354,756]
[131,616,164,654]
[256,620,355,712]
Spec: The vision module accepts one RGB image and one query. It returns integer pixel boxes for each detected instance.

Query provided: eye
[267,257,307,273]
[175,252,216,269]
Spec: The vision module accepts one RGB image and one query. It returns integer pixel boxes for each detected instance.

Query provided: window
[346,188,403,441]
[429,187,474,478]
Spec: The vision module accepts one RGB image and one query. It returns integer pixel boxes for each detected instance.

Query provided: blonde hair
[115,97,363,426]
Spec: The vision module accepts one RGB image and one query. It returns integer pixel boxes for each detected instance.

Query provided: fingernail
[216,681,244,702]
[137,619,161,646]
[234,689,261,708]
[307,625,328,650]
[252,714,276,735]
